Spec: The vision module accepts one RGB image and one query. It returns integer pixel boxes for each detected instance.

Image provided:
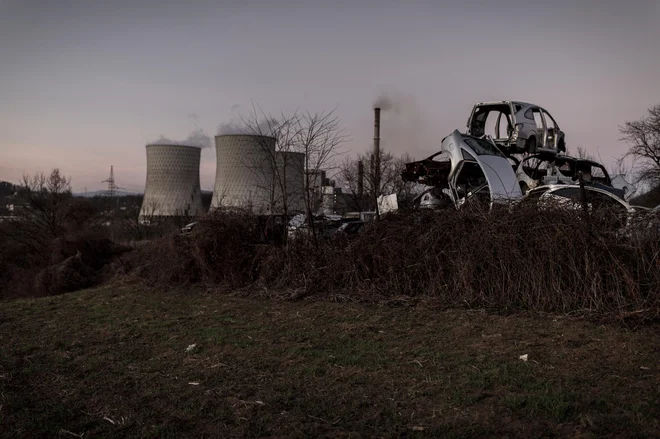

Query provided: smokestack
[373,107,381,216]
[357,160,364,198]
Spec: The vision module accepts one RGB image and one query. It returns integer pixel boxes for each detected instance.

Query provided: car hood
[474,155,522,202]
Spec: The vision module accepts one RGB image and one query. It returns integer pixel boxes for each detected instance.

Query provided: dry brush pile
[129,206,660,316]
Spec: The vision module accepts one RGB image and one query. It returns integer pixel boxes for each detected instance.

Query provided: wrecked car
[466,101,566,154]
[402,130,522,210]
[524,184,631,211]
[513,153,621,197]
[522,184,633,227]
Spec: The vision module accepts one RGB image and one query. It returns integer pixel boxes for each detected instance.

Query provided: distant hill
[74,190,142,198]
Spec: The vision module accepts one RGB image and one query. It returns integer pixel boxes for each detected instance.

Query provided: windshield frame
[461,136,506,158]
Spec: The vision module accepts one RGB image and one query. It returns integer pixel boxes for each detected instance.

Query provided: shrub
[131,205,660,316]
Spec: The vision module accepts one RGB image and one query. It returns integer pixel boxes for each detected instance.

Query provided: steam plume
[217,117,279,136]
[149,128,212,149]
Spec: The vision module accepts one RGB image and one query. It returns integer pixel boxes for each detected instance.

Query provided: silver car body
[514,153,618,196]
[466,101,566,154]
[526,184,633,214]
[405,130,522,209]
[444,130,522,204]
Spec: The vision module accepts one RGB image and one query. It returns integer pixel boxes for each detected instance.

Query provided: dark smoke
[371,90,430,160]
[373,94,396,112]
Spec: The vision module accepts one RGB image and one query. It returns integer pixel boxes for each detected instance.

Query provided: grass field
[1,285,658,438]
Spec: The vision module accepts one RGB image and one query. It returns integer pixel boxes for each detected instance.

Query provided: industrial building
[319,185,347,215]
[139,144,205,219]
[275,151,306,214]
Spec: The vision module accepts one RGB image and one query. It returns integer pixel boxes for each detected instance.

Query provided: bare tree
[295,110,346,226]
[338,150,418,211]
[338,157,368,211]
[19,169,72,239]
[574,146,595,161]
[237,106,347,246]
[1,169,73,262]
[620,104,660,186]
[238,105,300,220]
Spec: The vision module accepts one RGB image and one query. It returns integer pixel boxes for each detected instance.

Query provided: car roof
[533,184,629,202]
[523,153,607,168]
[474,100,535,108]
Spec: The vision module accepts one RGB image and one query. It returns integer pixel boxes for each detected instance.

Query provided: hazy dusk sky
[1,0,659,192]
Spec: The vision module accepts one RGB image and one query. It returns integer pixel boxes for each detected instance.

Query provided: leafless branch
[619,104,660,186]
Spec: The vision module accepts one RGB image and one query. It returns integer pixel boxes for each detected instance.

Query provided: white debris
[519,354,528,362]
[188,382,200,386]
[185,344,197,352]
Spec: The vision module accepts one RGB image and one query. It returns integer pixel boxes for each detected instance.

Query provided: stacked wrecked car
[402,130,521,210]
[402,100,635,217]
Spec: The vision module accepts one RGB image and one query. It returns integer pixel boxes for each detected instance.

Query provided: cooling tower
[212,134,276,213]
[274,151,306,214]
[139,144,205,219]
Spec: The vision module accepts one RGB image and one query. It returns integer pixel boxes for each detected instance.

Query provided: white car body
[526,184,633,214]
[466,101,566,154]
[403,130,522,209]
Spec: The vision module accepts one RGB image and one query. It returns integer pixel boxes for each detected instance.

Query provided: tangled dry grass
[128,206,660,317]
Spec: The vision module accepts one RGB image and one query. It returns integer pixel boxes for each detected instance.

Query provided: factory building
[275,151,306,214]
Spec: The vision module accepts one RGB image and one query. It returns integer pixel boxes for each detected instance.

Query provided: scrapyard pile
[401,101,641,219]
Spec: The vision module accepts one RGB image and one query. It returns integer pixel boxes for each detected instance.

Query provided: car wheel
[525,136,537,153]
[558,137,566,153]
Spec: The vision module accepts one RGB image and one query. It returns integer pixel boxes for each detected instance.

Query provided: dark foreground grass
[1,286,658,438]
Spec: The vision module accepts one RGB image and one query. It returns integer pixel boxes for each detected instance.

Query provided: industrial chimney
[373,107,381,216]
[357,160,364,198]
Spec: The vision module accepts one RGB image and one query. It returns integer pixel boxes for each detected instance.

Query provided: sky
[1,0,659,192]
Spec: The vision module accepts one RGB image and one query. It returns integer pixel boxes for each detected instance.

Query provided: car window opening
[462,137,504,157]
[455,162,490,204]
[470,104,512,139]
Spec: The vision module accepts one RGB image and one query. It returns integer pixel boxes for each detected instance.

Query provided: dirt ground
[1,285,658,438]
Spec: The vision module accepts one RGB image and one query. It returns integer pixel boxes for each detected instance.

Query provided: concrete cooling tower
[212,135,277,213]
[139,144,205,219]
[275,151,306,214]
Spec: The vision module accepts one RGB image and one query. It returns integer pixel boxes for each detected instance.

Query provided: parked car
[402,130,522,210]
[180,222,198,234]
[466,101,566,154]
[335,220,366,237]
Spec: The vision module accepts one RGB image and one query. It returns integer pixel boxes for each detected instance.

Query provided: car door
[450,161,487,207]
[542,110,558,149]
[531,108,547,150]
[441,130,467,175]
